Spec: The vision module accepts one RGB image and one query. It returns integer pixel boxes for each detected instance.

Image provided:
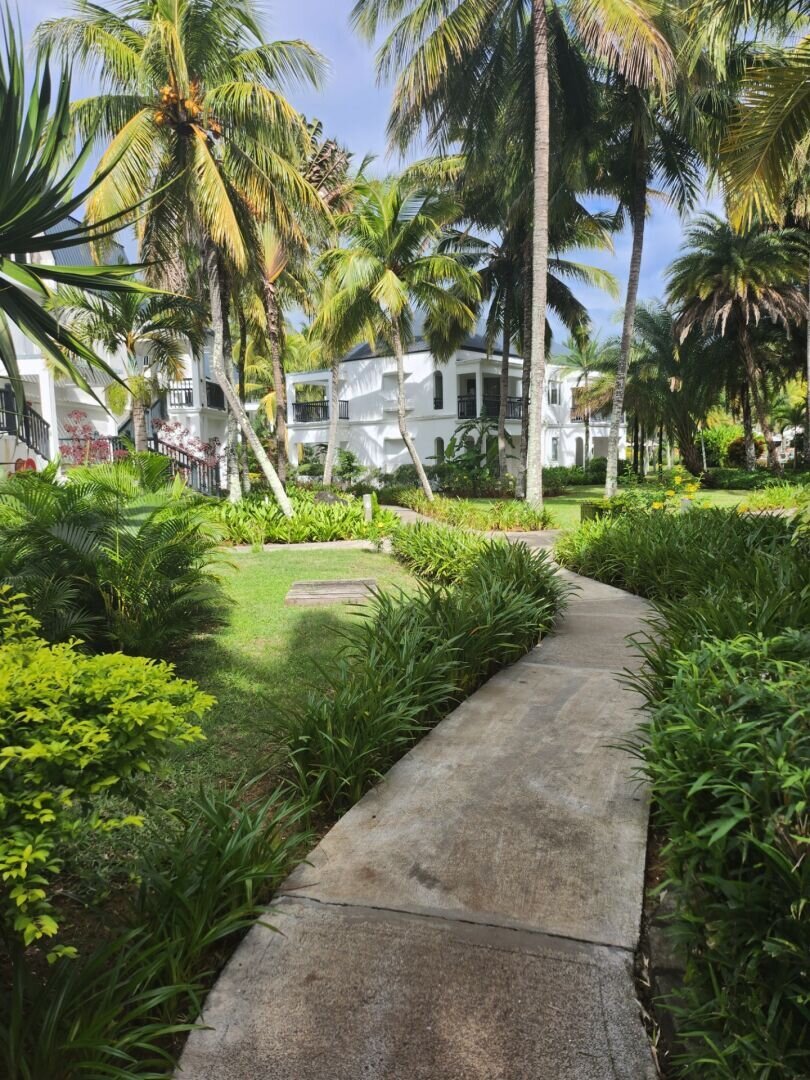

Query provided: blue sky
[24,0,718,347]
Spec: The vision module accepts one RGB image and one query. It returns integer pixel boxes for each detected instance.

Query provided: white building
[286,334,623,475]
[0,225,227,488]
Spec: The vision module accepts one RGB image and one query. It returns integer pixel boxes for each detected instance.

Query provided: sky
[23,0,719,348]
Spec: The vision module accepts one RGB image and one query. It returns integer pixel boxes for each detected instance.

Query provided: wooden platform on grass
[285,579,378,607]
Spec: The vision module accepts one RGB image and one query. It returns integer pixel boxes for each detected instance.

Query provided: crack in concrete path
[178,537,657,1080]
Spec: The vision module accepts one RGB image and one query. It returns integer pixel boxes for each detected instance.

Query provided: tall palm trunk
[525,0,550,508]
[605,155,647,497]
[391,323,433,499]
[204,242,293,517]
[583,372,590,469]
[518,240,532,498]
[263,278,288,484]
[131,393,148,452]
[236,301,250,494]
[322,358,341,487]
[225,405,242,503]
[741,384,756,470]
[741,329,781,472]
[497,281,511,479]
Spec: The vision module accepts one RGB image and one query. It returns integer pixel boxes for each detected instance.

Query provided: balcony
[205,380,225,410]
[168,378,194,407]
[457,395,523,421]
[0,385,51,459]
[292,400,349,424]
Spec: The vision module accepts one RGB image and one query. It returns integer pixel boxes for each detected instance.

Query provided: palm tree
[0,23,153,408]
[37,0,327,516]
[316,178,480,500]
[554,334,617,468]
[258,124,354,486]
[351,0,675,507]
[695,0,810,227]
[667,213,807,472]
[50,290,203,451]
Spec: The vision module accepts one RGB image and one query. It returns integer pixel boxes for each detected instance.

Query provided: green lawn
[473,485,750,530]
[66,547,414,899]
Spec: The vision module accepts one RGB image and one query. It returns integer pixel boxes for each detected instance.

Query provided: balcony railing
[168,379,194,407]
[457,394,523,421]
[292,400,349,423]
[147,437,222,496]
[0,385,51,459]
[205,380,225,409]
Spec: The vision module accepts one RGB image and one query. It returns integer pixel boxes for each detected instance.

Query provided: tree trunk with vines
[263,278,288,485]
[204,242,293,516]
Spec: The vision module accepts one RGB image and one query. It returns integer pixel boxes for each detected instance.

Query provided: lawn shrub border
[283,521,567,815]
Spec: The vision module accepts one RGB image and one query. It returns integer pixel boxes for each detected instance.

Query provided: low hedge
[283,524,566,814]
[217,489,399,544]
[396,489,556,531]
[556,509,810,1077]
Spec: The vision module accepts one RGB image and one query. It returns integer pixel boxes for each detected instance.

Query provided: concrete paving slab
[282,660,648,948]
[177,568,655,1079]
[178,898,657,1080]
[526,612,647,672]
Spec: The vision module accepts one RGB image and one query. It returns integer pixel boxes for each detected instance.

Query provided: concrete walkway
[179,552,655,1079]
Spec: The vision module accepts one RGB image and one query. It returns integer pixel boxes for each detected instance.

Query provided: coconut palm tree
[0,23,154,407]
[37,0,327,516]
[351,0,675,506]
[316,178,480,500]
[554,334,618,468]
[50,290,203,451]
[667,213,808,472]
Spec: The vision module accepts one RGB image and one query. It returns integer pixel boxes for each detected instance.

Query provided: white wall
[285,348,625,474]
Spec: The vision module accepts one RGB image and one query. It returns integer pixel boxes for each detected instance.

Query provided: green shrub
[1,782,307,1079]
[701,467,776,490]
[0,587,212,950]
[397,489,555,531]
[727,433,766,467]
[631,632,810,1077]
[390,520,490,584]
[737,481,810,512]
[284,528,565,814]
[0,456,224,655]
[700,423,743,467]
[557,509,810,1076]
[217,489,398,545]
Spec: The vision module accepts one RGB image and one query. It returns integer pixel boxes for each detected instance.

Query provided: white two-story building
[285,333,623,475]
[0,223,228,490]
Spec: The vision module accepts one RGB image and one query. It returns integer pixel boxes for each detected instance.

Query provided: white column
[474,368,483,417]
[37,367,59,461]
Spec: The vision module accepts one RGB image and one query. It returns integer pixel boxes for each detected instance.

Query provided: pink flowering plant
[60,411,115,466]
[152,419,220,467]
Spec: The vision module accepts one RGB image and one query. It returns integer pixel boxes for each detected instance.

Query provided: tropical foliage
[285,526,565,812]
[0,457,224,655]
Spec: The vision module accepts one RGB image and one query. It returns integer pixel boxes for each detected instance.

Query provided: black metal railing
[292,400,349,423]
[457,394,523,421]
[433,395,444,410]
[147,437,222,496]
[0,384,51,459]
[205,380,225,409]
[168,379,194,407]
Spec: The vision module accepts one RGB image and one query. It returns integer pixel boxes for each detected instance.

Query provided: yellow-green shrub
[0,589,212,951]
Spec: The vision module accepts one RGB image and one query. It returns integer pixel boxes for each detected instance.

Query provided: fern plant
[0,457,225,655]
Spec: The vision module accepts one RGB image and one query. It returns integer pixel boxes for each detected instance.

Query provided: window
[551,436,559,462]
[433,371,443,410]
[547,380,561,405]
[434,436,445,464]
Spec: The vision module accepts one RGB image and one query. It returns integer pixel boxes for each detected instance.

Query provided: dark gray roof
[44,215,127,268]
[342,331,522,363]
